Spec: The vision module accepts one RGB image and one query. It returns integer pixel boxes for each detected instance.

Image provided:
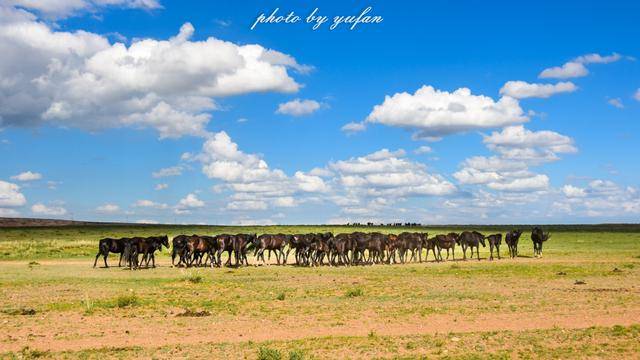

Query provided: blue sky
[0,0,639,224]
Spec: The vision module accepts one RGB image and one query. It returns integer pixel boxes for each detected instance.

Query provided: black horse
[505,230,522,258]
[93,237,130,268]
[531,227,551,257]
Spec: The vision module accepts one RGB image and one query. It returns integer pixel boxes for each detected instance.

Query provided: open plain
[1,224,639,359]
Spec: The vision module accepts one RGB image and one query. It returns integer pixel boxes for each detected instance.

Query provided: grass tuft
[288,349,305,360]
[1,307,37,316]
[257,346,282,360]
[186,274,203,284]
[116,294,138,308]
[276,292,286,301]
[345,287,364,298]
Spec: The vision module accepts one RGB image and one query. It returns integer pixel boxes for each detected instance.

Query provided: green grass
[0,224,639,358]
[1,224,639,261]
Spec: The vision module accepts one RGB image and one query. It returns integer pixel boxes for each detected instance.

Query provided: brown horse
[434,233,459,261]
[254,234,291,265]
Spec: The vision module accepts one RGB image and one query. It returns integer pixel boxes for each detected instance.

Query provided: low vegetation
[0,224,638,358]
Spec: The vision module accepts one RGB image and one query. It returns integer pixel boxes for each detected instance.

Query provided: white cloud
[539,62,588,79]
[607,98,624,109]
[10,171,42,181]
[499,81,577,99]
[539,53,623,79]
[487,174,549,192]
[341,121,366,134]
[562,185,586,198]
[555,179,640,218]
[483,125,577,163]
[175,193,204,214]
[0,208,20,216]
[634,89,640,102]
[453,167,502,185]
[0,180,27,207]
[454,126,575,198]
[32,202,67,216]
[135,219,159,224]
[329,148,456,200]
[0,8,306,138]
[276,99,321,116]
[154,183,168,190]
[366,85,527,137]
[272,196,297,207]
[231,218,277,226]
[152,166,182,178]
[227,200,267,211]
[309,167,333,177]
[8,0,162,19]
[414,145,432,154]
[96,203,120,213]
[133,199,168,209]
[294,171,329,193]
[574,53,621,64]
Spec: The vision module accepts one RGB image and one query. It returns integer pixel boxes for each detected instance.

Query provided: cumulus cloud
[175,193,204,214]
[276,98,321,116]
[483,125,577,163]
[152,166,183,178]
[136,219,159,224]
[574,53,622,64]
[0,208,20,216]
[607,98,624,109]
[414,145,432,154]
[0,7,306,138]
[499,81,577,99]
[454,126,576,195]
[486,174,549,192]
[10,171,42,181]
[634,89,640,102]
[539,53,623,79]
[133,199,168,209]
[328,148,457,216]
[556,180,640,218]
[190,131,329,212]
[227,200,267,211]
[562,185,586,198]
[32,202,67,216]
[0,180,27,207]
[96,203,120,213]
[539,62,588,79]
[8,0,162,19]
[365,85,527,137]
[341,121,366,134]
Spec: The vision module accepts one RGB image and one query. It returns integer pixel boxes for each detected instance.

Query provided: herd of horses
[93,227,551,269]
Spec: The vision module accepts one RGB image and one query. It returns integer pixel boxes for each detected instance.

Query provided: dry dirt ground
[0,228,639,358]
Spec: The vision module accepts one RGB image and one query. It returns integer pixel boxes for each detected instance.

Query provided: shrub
[116,294,138,308]
[186,274,203,284]
[257,346,282,360]
[345,287,364,298]
[288,349,305,360]
[276,292,286,301]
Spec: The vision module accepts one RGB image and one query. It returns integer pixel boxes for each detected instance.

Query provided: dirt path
[2,307,639,352]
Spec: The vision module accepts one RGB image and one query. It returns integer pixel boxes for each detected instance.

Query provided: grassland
[0,224,639,359]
